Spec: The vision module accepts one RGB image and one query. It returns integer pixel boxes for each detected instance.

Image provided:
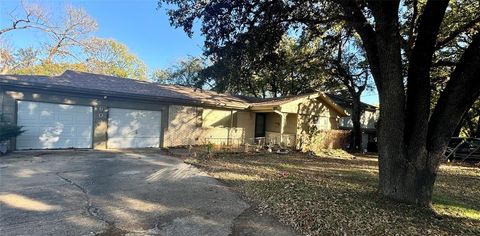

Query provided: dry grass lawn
[183,151,480,235]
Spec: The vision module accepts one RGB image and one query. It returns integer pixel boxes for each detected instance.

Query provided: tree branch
[334,0,380,85]
[432,60,457,67]
[405,0,449,156]
[428,32,480,166]
[402,0,420,58]
[436,14,480,49]
[0,2,49,35]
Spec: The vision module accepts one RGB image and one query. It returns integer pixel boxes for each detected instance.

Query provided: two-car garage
[15,101,162,150]
[0,70,222,152]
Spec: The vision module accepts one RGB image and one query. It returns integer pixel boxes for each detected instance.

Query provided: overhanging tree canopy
[160,0,480,206]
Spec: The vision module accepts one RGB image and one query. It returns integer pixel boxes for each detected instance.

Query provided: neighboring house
[327,94,379,151]
[0,70,348,151]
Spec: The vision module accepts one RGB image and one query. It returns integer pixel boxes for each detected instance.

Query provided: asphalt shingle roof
[0,70,372,113]
[0,70,249,108]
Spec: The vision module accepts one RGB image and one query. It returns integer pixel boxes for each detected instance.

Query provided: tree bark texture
[475,119,480,138]
[350,94,363,150]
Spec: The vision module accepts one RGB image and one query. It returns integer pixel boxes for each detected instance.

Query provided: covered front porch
[253,111,298,147]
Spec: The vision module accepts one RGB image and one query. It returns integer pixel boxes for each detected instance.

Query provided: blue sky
[0,0,204,69]
[0,0,378,104]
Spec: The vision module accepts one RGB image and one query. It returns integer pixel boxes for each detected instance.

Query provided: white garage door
[107,108,162,148]
[16,101,93,150]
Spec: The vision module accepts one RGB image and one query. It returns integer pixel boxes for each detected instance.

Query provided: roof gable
[248,92,348,117]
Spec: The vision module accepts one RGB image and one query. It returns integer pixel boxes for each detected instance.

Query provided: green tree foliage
[152,56,205,86]
[13,62,88,76]
[83,38,148,80]
[7,38,147,79]
[160,1,372,149]
[201,36,330,97]
[161,1,371,149]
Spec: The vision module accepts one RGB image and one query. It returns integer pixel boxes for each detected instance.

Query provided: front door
[254,113,266,137]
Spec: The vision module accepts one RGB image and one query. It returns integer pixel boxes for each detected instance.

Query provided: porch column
[274,110,286,144]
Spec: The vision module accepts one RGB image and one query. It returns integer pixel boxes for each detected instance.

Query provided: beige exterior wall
[202,108,232,127]
[294,97,346,150]
[163,105,255,147]
[265,131,296,146]
[256,96,341,131]
[285,114,298,134]
[236,111,256,143]
[296,97,340,130]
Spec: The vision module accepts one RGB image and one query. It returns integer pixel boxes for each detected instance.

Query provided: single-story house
[327,93,379,151]
[0,70,349,151]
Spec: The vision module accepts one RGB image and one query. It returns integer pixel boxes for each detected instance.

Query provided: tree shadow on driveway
[0,150,255,236]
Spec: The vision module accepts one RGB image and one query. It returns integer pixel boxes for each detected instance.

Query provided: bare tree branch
[43,5,97,63]
[0,1,49,35]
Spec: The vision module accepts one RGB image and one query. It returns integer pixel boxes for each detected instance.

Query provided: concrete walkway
[0,150,296,236]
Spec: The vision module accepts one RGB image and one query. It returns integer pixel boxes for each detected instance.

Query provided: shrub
[297,129,350,152]
[0,124,25,142]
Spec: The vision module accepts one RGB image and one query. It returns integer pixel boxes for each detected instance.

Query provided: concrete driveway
[0,150,293,236]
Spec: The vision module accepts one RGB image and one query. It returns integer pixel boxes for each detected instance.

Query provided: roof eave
[318,93,349,117]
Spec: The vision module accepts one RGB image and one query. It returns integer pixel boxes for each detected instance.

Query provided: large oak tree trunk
[376,31,480,206]
[378,149,439,206]
[339,0,456,207]
[368,0,437,205]
[334,0,480,207]
[351,94,363,150]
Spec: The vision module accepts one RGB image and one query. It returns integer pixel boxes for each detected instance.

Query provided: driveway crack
[55,172,113,226]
